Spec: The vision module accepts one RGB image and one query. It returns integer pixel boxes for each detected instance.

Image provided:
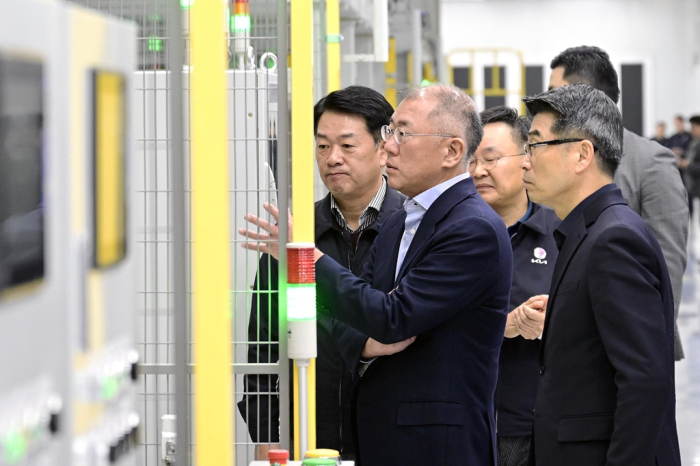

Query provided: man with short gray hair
[521,84,680,465]
[400,85,484,169]
[549,46,688,360]
[319,84,511,465]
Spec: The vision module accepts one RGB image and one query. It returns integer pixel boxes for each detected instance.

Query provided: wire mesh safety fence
[228,1,287,461]
[65,1,192,463]
[61,0,331,463]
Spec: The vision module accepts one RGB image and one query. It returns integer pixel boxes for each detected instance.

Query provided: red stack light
[288,245,315,284]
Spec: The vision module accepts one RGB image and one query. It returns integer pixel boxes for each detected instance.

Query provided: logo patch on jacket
[532,247,547,265]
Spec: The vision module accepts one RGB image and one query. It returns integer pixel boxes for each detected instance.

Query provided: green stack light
[101,376,119,401]
[232,0,251,33]
[180,0,194,9]
[232,14,251,33]
[287,283,316,321]
[421,79,431,87]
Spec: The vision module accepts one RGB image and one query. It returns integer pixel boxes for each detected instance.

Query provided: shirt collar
[408,172,471,211]
[330,176,387,233]
[554,184,616,250]
[520,200,534,223]
[507,200,533,238]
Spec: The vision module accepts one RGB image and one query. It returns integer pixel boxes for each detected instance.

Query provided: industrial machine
[0,2,140,465]
[65,7,140,466]
[0,1,70,464]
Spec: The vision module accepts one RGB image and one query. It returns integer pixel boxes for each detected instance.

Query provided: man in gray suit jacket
[548,46,689,360]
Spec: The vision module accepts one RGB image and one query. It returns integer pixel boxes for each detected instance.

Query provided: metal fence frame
[66,0,298,463]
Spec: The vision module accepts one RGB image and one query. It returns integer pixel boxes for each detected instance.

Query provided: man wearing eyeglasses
[548,46,688,361]
[470,106,560,466]
[242,84,513,465]
[521,84,680,466]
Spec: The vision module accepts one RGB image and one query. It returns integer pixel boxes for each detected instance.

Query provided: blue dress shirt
[395,172,471,280]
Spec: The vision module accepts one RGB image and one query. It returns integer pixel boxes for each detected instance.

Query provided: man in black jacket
[548,46,688,360]
[522,84,680,465]
[470,106,560,465]
[237,85,406,460]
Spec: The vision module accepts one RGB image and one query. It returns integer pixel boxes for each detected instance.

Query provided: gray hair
[522,84,623,177]
[400,84,483,167]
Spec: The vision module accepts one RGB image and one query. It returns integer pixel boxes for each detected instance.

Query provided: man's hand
[255,444,280,461]
[239,203,292,260]
[504,311,521,338]
[361,336,416,358]
[513,294,548,339]
[507,294,548,340]
[240,203,326,262]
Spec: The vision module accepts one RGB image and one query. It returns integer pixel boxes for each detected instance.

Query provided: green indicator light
[2,431,27,464]
[148,36,163,52]
[232,14,251,33]
[326,34,341,44]
[287,284,316,321]
[101,377,119,401]
[180,0,194,9]
[421,79,431,87]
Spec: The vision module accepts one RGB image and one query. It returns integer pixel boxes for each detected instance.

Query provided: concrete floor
[676,218,700,465]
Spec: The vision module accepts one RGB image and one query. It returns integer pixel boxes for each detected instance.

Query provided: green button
[302,459,337,466]
[3,430,27,464]
[101,376,119,401]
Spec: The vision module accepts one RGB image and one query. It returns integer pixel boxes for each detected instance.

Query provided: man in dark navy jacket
[471,106,560,466]
[242,85,512,465]
[521,84,680,465]
[317,85,511,465]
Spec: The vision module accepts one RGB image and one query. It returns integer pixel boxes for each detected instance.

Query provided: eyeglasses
[381,125,455,145]
[467,153,526,173]
[523,138,598,157]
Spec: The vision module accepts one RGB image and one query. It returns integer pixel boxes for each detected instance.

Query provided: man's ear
[442,137,466,169]
[574,139,596,174]
[377,141,388,167]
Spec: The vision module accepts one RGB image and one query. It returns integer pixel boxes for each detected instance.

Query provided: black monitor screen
[0,55,44,292]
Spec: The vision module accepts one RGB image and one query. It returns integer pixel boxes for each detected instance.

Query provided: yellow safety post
[191,1,233,465]
[326,0,341,93]
[291,0,316,459]
[385,37,397,107]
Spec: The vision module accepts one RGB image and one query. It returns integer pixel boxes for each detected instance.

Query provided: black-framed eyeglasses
[523,138,598,157]
[467,153,526,173]
[381,125,455,145]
